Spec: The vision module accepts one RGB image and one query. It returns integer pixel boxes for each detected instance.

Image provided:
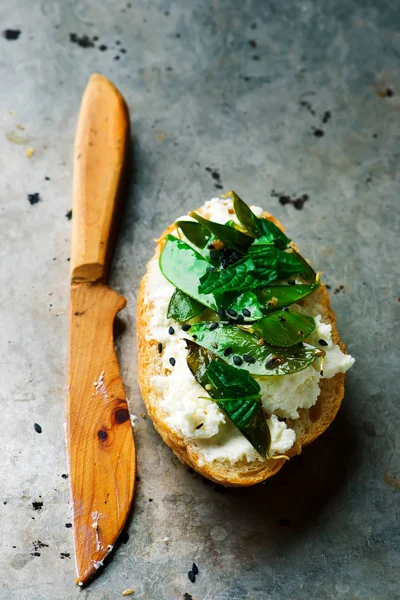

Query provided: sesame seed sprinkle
[209,322,219,330]
[169,357,176,366]
[168,326,175,335]
[319,339,328,346]
[233,355,243,366]
[265,357,277,369]
[224,346,232,356]
[157,343,163,353]
[182,324,191,331]
[243,354,255,364]
[242,308,251,317]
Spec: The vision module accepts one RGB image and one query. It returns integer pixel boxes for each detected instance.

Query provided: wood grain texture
[67,74,135,585]
[71,73,129,284]
[68,284,135,584]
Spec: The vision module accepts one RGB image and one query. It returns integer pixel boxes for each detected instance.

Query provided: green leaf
[216,396,261,428]
[198,259,271,294]
[189,211,254,253]
[160,235,269,322]
[253,216,291,249]
[228,191,291,249]
[159,235,218,310]
[290,249,317,282]
[240,405,271,457]
[223,291,264,321]
[230,191,258,237]
[189,322,324,375]
[256,281,320,309]
[176,220,210,249]
[199,244,305,296]
[205,359,260,398]
[248,245,305,279]
[167,289,205,321]
[250,310,316,347]
[186,341,270,457]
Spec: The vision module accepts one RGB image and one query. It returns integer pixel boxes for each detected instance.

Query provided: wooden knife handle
[71,74,129,284]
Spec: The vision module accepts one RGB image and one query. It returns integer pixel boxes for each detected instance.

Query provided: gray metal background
[0,0,399,598]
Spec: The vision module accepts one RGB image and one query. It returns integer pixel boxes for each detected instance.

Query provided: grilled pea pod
[167,289,205,321]
[188,322,324,376]
[256,281,320,309]
[189,211,254,253]
[186,341,270,457]
[249,310,316,347]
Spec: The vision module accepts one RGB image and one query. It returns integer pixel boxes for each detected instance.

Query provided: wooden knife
[67,74,136,586]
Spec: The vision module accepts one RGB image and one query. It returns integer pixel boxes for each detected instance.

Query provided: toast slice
[137,205,349,486]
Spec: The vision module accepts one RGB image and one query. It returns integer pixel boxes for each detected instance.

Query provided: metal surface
[0,0,399,598]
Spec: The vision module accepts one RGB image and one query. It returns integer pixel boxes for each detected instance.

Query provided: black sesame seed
[209,322,218,330]
[233,355,243,366]
[242,308,251,317]
[168,326,175,335]
[188,570,196,583]
[243,354,255,364]
[195,423,203,430]
[265,358,276,369]
[192,334,197,340]
[223,346,232,357]
[227,308,237,317]
[320,370,324,376]
[282,306,289,312]
[278,316,286,322]
[206,266,216,272]
[34,423,42,434]
[319,339,328,346]
[182,324,191,331]
[157,342,163,353]
[287,280,295,285]
[169,357,176,366]
[236,314,244,322]
[192,563,199,575]
[277,416,287,422]
[218,307,226,319]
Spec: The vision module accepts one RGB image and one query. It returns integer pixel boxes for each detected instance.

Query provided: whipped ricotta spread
[145,198,354,465]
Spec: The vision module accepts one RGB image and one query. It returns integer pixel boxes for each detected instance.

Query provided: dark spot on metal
[3,29,21,40]
[188,570,196,583]
[32,501,43,511]
[69,33,94,48]
[28,193,40,205]
[313,128,324,137]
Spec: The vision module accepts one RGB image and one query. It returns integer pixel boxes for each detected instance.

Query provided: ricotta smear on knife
[144,198,354,465]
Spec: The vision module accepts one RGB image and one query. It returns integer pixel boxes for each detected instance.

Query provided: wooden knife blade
[67,73,135,586]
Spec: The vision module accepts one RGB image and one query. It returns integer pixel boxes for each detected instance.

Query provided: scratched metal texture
[0,0,399,598]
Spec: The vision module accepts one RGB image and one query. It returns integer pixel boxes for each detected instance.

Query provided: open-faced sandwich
[137,192,354,486]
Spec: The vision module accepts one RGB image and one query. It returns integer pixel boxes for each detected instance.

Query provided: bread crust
[137,209,348,486]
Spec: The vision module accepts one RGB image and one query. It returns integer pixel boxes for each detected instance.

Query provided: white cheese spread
[144,197,354,465]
